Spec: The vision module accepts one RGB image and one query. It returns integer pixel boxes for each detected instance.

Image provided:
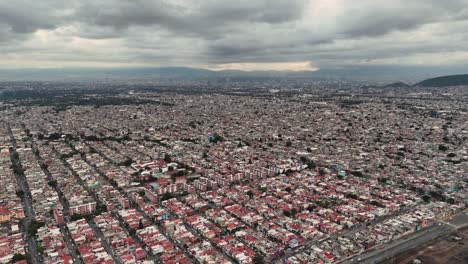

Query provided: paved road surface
[275,206,416,262]
[27,135,83,264]
[340,211,468,264]
[59,225,84,264]
[7,124,41,264]
[88,218,123,264]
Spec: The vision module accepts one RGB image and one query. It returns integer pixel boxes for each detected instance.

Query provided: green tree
[446,198,455,204]
[370,200,384,208]
[47,180,58,187]
[37,245,45,254]
[210,133,224,143]
[438,144,448,151]
[28,220,45,236]
[290,208,297,217]
[161,193,175,201]
[306,205,316,212]
[15,190,24,198]
[422,195,431,203]
[71,214,83,221]
[351,171,363,177]
[378,178,389,184]
[12,253,28,262]
[119,158,134,167]
[253,254,265,264]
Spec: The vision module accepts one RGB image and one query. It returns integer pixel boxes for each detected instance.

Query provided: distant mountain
[414,74,468,87]
[1,65,468,82]
[0,67,321,81]
[0,67,217,81]
[384,82,411,88]
[360,81,411,89]
[303,65,468,81]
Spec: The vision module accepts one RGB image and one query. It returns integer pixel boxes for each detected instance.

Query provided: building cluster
[67,219,114,263]
[136,225,191,264]
[36,225,73,263]
[0,129,27,263]
[0,84,466,263]
[15,145,59,223]
[38,142,96,219]
[94,212,148,263]
[0,129,25,224]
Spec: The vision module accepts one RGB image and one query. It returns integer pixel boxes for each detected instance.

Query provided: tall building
[69,202,97,216]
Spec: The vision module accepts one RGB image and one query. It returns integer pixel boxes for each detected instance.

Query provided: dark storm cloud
[341,14,430,38]
[338,1,468,38]
[72,0,308,39]
[74,0,174,30]
[206,34,334,60]
[0,2,60,33]
[208,44,267,57]
[196,0,307,24]
[202,0,468,65]
[0,0,69,39]
[1,0,468,68]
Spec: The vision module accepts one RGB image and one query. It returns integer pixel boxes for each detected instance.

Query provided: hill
[1,66,468,82]
[415,74,468,87]
[360,82,411,89]
[384,82,411,88]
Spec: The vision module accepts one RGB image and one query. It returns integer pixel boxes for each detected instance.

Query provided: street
[7,124,41,264]
[340,211,468,264]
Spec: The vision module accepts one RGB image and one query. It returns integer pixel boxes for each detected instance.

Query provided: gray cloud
[338,1,468,38]
[71,0,308,40]
[1,0,468,69]
[0,0,73,44]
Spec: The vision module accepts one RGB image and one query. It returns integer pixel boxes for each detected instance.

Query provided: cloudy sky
[1,0,468,71]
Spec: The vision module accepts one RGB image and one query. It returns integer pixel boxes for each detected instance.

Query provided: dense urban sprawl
[0,81,467,264]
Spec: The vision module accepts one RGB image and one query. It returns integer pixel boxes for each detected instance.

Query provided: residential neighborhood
[0,81,466,263]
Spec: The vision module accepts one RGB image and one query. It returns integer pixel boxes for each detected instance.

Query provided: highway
[340,211,468,264]
[271,205,416,262]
